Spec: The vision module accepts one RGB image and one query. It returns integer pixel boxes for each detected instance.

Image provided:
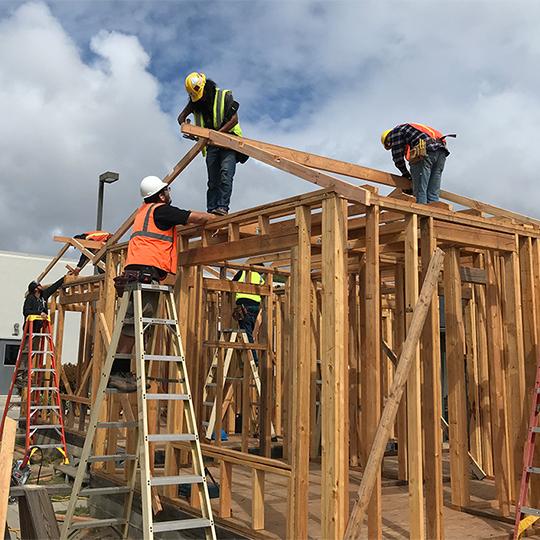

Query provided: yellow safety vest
[193,88,242,156]
[235,271,263,303]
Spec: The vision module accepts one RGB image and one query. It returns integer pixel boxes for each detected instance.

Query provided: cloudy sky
[1,1,539,255]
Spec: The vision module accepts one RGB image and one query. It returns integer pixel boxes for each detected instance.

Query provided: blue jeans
[206,145,237,212]
[237,302,260,364]
[410,149,447,204]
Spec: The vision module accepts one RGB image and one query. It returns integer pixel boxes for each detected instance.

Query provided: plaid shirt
[387,124,449,176]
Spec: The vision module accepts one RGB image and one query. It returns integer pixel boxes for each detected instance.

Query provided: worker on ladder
[17,276,66,387]
[380,123,453,205]
[232,267,264,364]
[177,71,248,216]
[108,175,216,392]
[70,230,112,275]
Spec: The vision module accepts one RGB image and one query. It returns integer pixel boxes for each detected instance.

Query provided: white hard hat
[140,175,168,199]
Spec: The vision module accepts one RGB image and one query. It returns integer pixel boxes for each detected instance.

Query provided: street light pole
[96,171,119,230]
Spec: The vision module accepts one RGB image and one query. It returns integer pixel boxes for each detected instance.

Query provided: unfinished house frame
[36,125,540,539]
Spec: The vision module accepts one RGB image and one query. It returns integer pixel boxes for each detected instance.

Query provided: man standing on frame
[177,71,247,216]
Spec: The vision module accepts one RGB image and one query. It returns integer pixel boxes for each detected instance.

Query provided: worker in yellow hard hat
[381,123,452,205]
[177,72,247,216]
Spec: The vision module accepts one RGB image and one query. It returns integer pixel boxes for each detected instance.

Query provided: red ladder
[0,315,69,468]
[514,356,540,539]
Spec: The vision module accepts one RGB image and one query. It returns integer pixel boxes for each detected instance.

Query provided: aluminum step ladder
[514,354,540,539]
[202,329,275,440]
[60,282,216,540]
[0,315,69,467]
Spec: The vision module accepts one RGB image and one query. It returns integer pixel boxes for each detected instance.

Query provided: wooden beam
[443,247,470,507]
[434,220,516,252]
[405,214,425,538]
[485,251,511,515]
[0,417,17,540]
[286,206,312,539]
[92,138,207,265]
[182,124,371,206]
[363,204,382,538]
[321,195,349,539]
[36,243,70,282]
[420,216,444,539]
[69,238,106,271]
[344,248,445,539]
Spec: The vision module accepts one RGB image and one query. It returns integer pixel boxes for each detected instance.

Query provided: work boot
[211,208,228,216]
[108,372,137,393]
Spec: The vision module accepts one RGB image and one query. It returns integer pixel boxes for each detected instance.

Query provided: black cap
[28,281,40,293]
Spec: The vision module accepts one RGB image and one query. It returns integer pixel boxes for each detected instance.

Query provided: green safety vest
[235,271,264,303]
[193,88,242,156]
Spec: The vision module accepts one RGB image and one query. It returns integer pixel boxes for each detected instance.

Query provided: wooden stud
[321,195,349,540]
[443,247,470,507]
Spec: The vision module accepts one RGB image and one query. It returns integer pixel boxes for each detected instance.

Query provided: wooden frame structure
[35,127,540,538]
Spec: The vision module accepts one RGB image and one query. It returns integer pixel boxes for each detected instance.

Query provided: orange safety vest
[84,230,112,242]
[125,203,178,275]
[405,123,446,161]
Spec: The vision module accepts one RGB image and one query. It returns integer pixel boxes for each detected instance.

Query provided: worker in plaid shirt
[381,123,451,204]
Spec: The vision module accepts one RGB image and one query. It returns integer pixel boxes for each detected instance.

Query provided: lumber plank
[420,216,443,539]
[18,485,61,539]
[405,214,425,539]
[485,251,511,515]
[363,205,382,538]
[434,220,515,252]
[321,195,349,539]
[444,247,470,507]
[344,248,445,539]
[91,138,207,265]
[0,417,16,540]
[286,206,311,539]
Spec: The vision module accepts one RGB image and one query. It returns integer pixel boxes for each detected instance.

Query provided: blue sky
[2,1,540,254]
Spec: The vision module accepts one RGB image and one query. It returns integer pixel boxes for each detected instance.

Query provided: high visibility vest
[125,203,177,275]
[84,230,112,242]
[235,271,264,303]
[193,88,242,156]
[405,123,446,161]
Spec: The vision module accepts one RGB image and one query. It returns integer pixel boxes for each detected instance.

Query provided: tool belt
[232,305,247,322]
[113,269,154,296]
[409,139,427,164]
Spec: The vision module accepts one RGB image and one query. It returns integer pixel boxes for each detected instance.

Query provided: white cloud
[2,1,540,256]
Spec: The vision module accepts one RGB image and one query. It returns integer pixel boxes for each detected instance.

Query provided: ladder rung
[521,506,540,517]
[87,454,137,463]
[527,467,540,474]
[30,424,61,429]
[147,434,197,443]
[29,443,64,449]
[114,353,132,360]
[30,405,59,410]
[79,486,132,496]
[32,333,51,337]
[139,283,171,292]
[144,354,185,362]
[96,421,139,429]
[31,368,55,372]
[71,518,126,530]
[29,351,53,355]
[145,393,189,401]
[30,387,58,391]
[124,317,176,326]
[152,518,213,533]
[532,427,540,433]
[150,475,204,486]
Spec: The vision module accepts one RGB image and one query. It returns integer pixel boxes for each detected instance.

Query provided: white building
[0,250,89,394]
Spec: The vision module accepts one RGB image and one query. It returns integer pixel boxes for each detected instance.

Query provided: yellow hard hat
[185,72,206,102]
[381,129,392,149]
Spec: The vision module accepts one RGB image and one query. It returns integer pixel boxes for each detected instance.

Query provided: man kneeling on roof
[381,123,454,205]
[108,175,216,393]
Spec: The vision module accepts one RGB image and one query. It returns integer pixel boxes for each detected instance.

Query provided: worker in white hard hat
[108,175,216,393]
[177,71,247,216]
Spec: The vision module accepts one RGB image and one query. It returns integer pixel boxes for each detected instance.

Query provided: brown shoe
[108,373,137,393]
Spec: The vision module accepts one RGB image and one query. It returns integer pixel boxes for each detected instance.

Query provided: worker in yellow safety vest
[177,72,247,216]
[232,268,264,363]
